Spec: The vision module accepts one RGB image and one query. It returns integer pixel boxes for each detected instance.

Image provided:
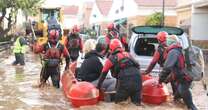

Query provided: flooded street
[0,51,70,110]
[0,50,207,110]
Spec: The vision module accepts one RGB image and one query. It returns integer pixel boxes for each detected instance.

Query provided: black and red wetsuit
[159,44,197,110]
[97,48,142,105]
[64,32,83,69]
[33,41,69,88]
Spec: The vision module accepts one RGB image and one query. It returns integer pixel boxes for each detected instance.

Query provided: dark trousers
[65,50,79,70]
[13,53,25,65]
[115,67,142,105]
[40,66,60,88]
[175,81,197,110]
[69,49,80,62]
[171,81,178,99]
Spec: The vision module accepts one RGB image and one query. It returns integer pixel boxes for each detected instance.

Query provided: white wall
[107,0,138,21]
[63,15,79,29]
[89,3,105,24]
[191,8,208,40]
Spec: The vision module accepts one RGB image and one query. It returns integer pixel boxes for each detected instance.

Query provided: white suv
[128,26,204,77]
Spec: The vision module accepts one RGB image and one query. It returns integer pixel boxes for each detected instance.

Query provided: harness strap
[48,42,52,48]
[47,41,60,49]
[55,41,60,48]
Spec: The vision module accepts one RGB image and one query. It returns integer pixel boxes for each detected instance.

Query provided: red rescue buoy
[142,78,169,105]
[68,81,99,107]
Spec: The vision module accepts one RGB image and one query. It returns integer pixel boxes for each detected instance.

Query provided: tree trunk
[0,8,6,24]
[0,9,17,37]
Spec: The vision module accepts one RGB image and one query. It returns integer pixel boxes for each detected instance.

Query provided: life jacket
[157,44,167,67]
[109,50,137,78]
[67,33,80,50]
[44,41,64,67]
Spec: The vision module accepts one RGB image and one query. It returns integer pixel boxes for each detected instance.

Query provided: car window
[134,36,158,56]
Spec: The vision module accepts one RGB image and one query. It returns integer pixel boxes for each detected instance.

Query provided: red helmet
[49,30,59,43]
[72,25,80,33]
[109,39,122,52]
[107,23,115,30]
[156,31,168,42]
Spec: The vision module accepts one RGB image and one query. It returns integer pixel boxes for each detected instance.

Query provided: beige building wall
[176,0,192,36]
[128,15,177,27]
[177,8,191,25]
[177,0,192,6]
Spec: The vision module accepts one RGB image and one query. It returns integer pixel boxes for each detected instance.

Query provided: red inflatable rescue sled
[69,61,77,74]
[142,78,169,104]
[68,81,99,107]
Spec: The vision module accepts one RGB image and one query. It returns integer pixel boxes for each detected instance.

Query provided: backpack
[110,52,138,78]
[184,46,204,81]
[67,34,80,49]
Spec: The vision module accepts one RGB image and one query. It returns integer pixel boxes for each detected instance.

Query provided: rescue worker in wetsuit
[77,36,116,92]
[144,31,168,74]
[144,31,179,102]
[116,23,129,51]
[12,31,28,66]
[97,39,142,105]
[65,25,83,70]
[159,35,198,110]
[105,23,119,46]
[105,23,128,52]
[33,30,69,88]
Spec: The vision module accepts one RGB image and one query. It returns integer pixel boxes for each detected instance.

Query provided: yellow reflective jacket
[13,37,26,54]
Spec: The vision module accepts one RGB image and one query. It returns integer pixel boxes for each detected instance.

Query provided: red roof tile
[135,0,176,7]
[96,0,113,16]
[63,6,79,15]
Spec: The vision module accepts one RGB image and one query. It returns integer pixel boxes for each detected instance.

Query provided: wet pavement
[0,50,207,110]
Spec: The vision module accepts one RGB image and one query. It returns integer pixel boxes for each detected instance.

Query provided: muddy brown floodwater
[0,50,207,110]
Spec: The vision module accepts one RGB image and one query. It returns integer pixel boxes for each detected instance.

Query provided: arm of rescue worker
[62,46,70,58]
[32,43,45,54]
[64,37,68,47]
[144,50,160,74]
[129,54,140,69]
[97,59,114,89]
[62,46,70,69]
[159,50,177,83]
[121,34,128,45]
